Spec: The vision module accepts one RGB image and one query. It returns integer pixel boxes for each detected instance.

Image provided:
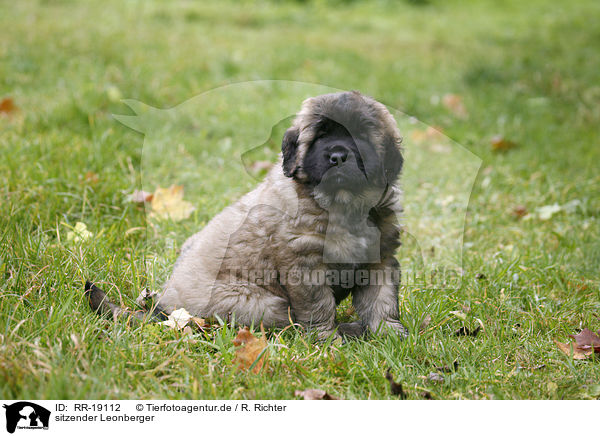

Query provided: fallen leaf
[84,171,99,184]
[66,222,93,243]
[150,185,195,221]
[455,325,481,337]
[449,310,467,320]
[294,389,339,400]
[160,308,193,330]
[536,203,561,220]
[190,317,208,330]
[511,205,528,219]
[554,339,593,360]
[233,325,268,373]
[569,328,600,349]
[385,369,406,399]
[531,200,580,221]
[491,135,517,152]
[0,97,18,115]
[129,189,154,204]
[562,199,581,214]
[442,94,468,118]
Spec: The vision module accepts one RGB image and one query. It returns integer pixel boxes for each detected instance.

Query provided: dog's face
[281,91,402,203]
[303,118,370,193]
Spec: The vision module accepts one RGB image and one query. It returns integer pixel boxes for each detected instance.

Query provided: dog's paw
[338,321,366,338]
[382,320,409,338]
[313,329,342,344]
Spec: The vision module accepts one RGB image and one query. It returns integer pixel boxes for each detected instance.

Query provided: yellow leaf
[150,185,195,221]
[66,222,93,243]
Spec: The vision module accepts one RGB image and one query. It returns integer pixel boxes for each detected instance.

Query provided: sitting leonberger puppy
[87,91,407,340]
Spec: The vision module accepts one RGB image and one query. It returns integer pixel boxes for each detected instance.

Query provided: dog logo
[2,402,50,433]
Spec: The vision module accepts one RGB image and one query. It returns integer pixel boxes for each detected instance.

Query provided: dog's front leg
[352,259,408,337]
[283,267,339,341]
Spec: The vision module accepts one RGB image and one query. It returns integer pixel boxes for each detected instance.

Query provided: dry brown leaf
[491,135,517,152]
[294,389,339,400]
[190,317,208,330]
[150,185,195,221]
[130,189,154,204]
[569,328,600,348]
[233,325,268,373]
[554,340,593,360]
[442,94,468,118]
[0,97,18,115]
[511,205,528,219]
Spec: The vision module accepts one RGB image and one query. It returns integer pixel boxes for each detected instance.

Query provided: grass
[1,0,599,400]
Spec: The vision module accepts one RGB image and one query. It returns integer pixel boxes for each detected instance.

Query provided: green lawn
[1,0,599,400]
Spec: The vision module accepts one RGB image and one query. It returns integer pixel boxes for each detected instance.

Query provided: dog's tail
[84,281,169,323]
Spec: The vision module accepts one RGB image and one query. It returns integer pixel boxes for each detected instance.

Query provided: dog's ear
[383,137,403,184]
[282,127,300,177]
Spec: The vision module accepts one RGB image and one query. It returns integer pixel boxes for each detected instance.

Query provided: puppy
[88,91,407,340]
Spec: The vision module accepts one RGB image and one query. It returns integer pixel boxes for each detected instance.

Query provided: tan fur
[158,91,407,340]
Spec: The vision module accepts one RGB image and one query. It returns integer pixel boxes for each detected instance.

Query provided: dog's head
[281,91,402,204]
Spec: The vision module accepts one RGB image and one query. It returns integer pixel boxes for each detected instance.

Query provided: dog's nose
[327,147,349,166]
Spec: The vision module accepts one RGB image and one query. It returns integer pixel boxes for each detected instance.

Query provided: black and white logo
[2,402,50,434]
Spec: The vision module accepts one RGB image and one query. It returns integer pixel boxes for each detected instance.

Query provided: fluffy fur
[156,91,407,340]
